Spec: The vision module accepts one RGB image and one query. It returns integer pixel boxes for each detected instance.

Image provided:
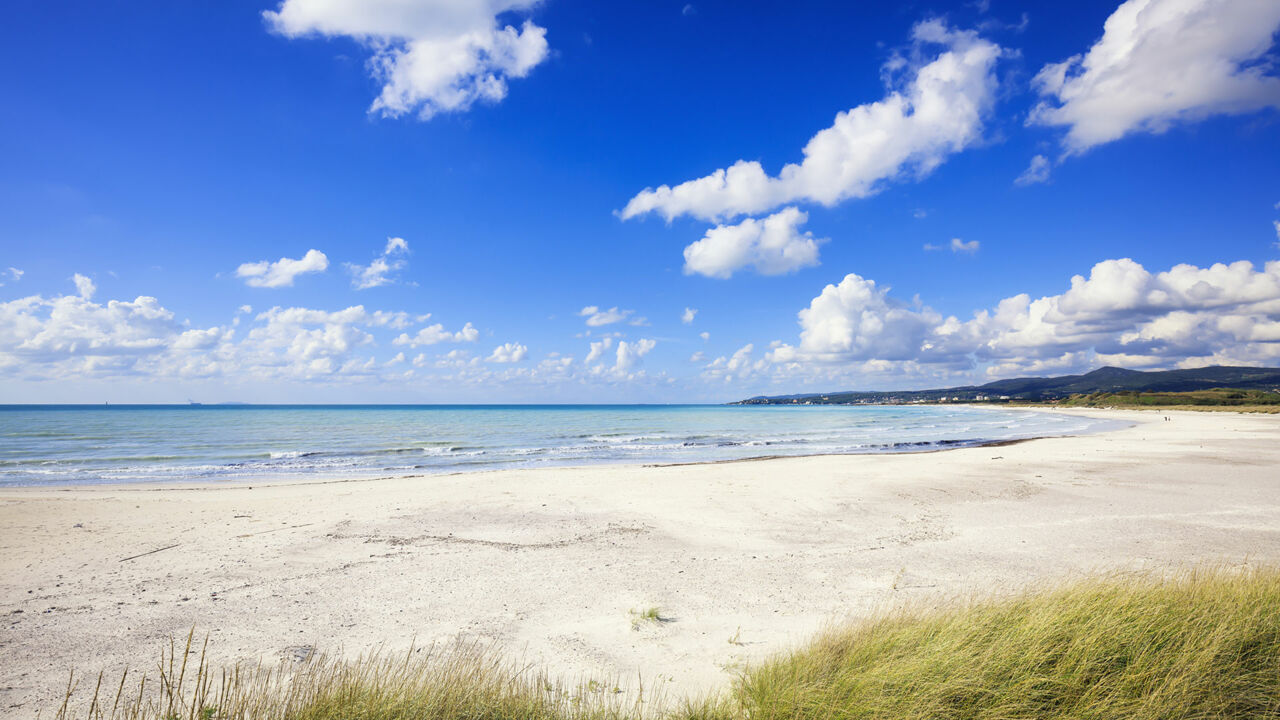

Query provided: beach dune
[1,408,1279,716]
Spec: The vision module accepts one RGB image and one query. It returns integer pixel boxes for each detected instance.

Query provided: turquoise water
[0,404,1120,487]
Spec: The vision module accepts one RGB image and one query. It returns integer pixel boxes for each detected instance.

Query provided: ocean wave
[0,406,1126,487]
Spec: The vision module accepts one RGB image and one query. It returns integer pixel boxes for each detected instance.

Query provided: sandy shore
[2,408,1279,715]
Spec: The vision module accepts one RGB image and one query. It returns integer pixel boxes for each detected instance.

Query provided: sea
[0,404,1122,487]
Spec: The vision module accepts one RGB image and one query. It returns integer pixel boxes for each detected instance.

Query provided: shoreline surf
[0,404,1124,489]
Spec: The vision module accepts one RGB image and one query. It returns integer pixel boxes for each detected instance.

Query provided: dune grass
[54,567,1280,720]
[734,566,1280,720]
[53,637,656,720]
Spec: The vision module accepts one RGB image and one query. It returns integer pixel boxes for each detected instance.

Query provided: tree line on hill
[733,365,1280,405]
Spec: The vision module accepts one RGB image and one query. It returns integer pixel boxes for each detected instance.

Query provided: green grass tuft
[629,606,670,630]
[733,566,1280,719]
[54,567,1280,719]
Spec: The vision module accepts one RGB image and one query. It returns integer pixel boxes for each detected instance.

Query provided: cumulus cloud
[346,237,409,289]
[264,0,550,120]
[699,331,710,341]
[702,343,769,383]
[581,336,656,375]
[579,305,633,327]
[767,257,1280,376]
[620,21,1002,223]
[0,288,677,395]
[1015,154,1051,186]
[236,250,329,288]
[393,322,479,347]
[0,267,23,287]
[487,342,528,363]
[684,207,825,279]
[72,274,96,299]
[0,284,495,384]
[682,307,697,324]
[614,338,656,372]
[584,336,613,365]
[242,306,380,377]
[1030,0,1280,154]
[770,274,946,365]
[0,292,180,372]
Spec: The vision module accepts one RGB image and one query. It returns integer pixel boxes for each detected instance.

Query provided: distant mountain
[733,366,1280,405]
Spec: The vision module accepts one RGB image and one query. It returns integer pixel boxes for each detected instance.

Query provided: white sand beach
[2,408,1279,716]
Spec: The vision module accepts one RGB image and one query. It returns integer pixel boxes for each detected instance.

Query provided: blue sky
[2,0,1280,403]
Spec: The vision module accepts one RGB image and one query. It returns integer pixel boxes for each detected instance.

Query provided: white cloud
[580,336,656,376]
[369,310,424,330]
[393,322,479,348]
[264,0,550,120]
[1,293,179,369]
[703,343,768,383]
[689,351,705,362]
[244,306,378,377]
[682,307,697,324]
[584,336,613,365]
[699,331,710,341]
[579,305,633,327]
[924,238,979,254]
[0,289,680,397]
[1273,220,1280,247]
[1015,154,1051,186]
[684,207,824,279]
[0,287,494,384]
[770,274,946,365]
[346,237,409,289]
[620,21,1002,223]
[235,249,329,288]
[0,267,22,286]
[614,338,656,372]
[72,274,95,299]
[1030,0,1280,154]
[10,257,1280,395]
[487,342,528,363]
[767,257,1280,376]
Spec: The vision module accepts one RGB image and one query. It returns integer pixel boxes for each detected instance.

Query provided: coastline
[0,405,1123,493]
[3,407,1279,716]
[0,403,1114,490]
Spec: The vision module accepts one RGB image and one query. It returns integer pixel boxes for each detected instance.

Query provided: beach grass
[733,566,1280,719]
[55,566,1280,719]
[629,606,669,630]
[54,637,654,720]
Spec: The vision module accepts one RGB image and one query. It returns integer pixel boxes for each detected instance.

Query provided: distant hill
[733,366,1280,405]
